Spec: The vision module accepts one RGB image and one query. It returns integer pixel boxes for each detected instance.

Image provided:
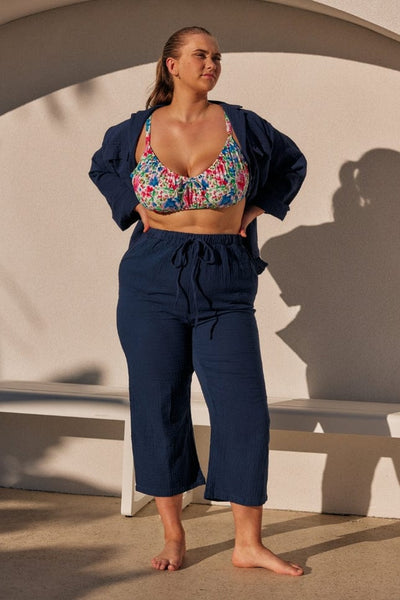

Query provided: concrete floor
[1,488,400,600]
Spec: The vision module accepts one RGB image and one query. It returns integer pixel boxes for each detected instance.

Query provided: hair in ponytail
[146,26,212,108]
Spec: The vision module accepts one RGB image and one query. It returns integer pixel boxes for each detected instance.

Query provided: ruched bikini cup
[131,112,249,213]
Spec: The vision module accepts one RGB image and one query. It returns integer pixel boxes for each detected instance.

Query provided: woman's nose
[206,58,216,70]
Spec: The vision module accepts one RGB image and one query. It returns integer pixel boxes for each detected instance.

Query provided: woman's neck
[166,94,211,123]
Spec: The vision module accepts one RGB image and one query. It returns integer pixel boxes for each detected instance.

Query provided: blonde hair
[146,26,212,108]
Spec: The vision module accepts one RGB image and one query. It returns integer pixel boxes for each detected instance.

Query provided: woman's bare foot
[153,494,185,571]
[230,503,303,576]
[151,536,186,571]
[232,543,303,576]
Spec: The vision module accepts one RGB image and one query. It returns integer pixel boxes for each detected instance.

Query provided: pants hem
[135,475,206,498]
[204,492,268,507]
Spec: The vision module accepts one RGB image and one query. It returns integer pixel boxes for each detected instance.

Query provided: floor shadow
[0,489,155,598]
[262,148,400,514]
[0,487,117,535]
[185,512,400,571]
[279,519,400,572]
[0,545,145,600]
[183,506,354,568]
[184,538,234,568]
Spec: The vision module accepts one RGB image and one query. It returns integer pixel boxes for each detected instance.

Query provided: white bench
[0,381,144,517]
[192,395,400,437]
[1,381,399,516]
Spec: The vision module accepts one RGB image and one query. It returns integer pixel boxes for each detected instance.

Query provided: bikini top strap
[144,116,152,150]
[144,113,232,151]
[224,113,233,135]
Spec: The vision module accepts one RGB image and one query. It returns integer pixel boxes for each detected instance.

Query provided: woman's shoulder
[213,101,275,152]
[214,100,265,117]
[214,101,273,132]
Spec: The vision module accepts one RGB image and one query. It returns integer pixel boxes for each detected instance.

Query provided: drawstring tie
[171,239,219,338]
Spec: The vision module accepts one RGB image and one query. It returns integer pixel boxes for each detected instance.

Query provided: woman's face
[168,33,222,93]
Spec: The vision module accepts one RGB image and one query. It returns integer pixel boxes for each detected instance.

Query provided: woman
[89,26,306,574]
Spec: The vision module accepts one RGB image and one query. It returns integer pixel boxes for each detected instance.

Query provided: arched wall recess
[2,0,400,42]
[0,0,90,25]
[1,0,399,115]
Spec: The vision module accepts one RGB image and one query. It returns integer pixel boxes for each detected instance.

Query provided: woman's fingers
[239,206,264,237]
[135,205,150,232]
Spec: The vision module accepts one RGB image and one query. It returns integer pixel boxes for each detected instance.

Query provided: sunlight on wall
[1,52,399,401]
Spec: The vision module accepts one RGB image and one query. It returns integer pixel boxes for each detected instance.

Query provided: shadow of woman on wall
[262,148,400,514]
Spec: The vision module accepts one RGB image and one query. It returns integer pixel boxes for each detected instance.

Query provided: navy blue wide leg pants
[117,228,270,506]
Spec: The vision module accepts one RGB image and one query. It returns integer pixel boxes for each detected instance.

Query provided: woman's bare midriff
[143,199,246,234]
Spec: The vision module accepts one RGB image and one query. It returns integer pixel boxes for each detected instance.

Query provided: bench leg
[182,490,194,509]
[121,419,153,516]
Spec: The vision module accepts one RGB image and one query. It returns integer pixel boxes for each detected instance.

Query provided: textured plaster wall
[1,0,399,401]
[1,0,399,514]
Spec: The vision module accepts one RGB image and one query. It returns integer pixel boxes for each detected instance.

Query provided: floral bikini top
[131,113,249,213]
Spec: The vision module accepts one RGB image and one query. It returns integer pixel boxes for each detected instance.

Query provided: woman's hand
[135,204,150,232]
[239,205,264,237]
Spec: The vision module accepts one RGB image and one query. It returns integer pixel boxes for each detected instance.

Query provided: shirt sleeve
[88,120,140,231]
[246,112,307,220]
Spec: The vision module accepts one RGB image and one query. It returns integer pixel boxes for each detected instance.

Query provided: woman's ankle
[164,524,185,541]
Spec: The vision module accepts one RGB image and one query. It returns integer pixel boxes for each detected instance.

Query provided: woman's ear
[166,57,179,78]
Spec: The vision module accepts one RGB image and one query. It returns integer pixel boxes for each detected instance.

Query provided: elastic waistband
[145,227,242,246]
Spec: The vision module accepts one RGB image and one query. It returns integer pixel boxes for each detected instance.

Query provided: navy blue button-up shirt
[89,101,307,273]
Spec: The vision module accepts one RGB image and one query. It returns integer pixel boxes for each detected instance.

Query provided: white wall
[1,0,399,516]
